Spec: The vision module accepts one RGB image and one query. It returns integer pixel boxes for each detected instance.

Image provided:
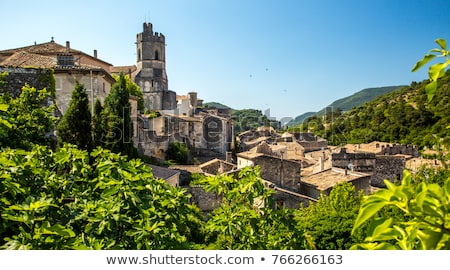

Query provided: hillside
[287,85,405,126]
[295,72,450,149]
[202,102,278,133]
[202,102,231,109]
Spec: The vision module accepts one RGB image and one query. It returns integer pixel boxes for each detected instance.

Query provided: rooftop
[147,164,179,180]
[301,167,370,191]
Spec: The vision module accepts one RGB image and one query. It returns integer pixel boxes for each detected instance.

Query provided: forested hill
[202,102,278,133]
[293,72,450,149]
[316,85,406,115]
[287,85,404,127]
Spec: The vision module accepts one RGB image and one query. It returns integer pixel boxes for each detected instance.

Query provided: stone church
[134,22,176,112]
[122,23,234,161]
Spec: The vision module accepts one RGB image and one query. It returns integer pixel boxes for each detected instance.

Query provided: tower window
[155,50,159,60]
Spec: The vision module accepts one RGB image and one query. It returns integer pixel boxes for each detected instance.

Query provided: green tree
[0,85,56,150]
[56,81,92,151]
[296,182,366,249]
[92,99,104,147]
[0,145,204,249]
[166,141,189,164]
[112,74,144,111]
[102,74,136,157]
[194,166,309,249]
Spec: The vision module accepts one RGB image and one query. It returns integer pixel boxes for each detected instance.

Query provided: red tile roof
[0,40,112,66]
[1,51,56,68]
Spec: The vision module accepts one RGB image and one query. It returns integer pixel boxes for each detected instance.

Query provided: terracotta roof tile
[1,51,56,68]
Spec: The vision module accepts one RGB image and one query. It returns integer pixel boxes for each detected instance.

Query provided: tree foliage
[112,74,144,111]
[166,141,189,164]
[351,171,450,250]
[412,38,449,101]
[0,85,56,150]
[56,81,92,151]
[193,166,310,249]
[101,74,136,158]
[92,99,104,148]
[296,182,366,250]
[0,145,204,249]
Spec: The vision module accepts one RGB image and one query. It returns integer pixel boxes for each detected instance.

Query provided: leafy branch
[412,38,449,102]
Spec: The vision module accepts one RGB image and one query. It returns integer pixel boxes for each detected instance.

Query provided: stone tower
[134,22,176,111]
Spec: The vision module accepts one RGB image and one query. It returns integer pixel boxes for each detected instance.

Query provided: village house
[332,144,409,187]
[300,167,371,200]
[0,39,115,115]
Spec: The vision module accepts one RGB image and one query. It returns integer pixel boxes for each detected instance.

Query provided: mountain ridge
[287,85,406,127]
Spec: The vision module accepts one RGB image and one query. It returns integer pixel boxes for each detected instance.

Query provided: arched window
[155,50,159,60]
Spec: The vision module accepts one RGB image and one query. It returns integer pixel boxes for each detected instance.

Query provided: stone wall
[372,156,405,187]
[379,143,419,157]
[0,67,54,97]
[272,189,312,208]
[300,182,322,200]
[299,140,329,153]
[185,186,222,215]
[200,160,236,175]
[253,155,301,191]
[332,148,376,173]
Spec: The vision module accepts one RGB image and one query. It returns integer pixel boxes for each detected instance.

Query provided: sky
[1,0,449,122]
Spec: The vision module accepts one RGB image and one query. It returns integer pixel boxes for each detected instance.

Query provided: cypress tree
[56,81,92,151]
[102,73,135,157]
[92,99,104,148]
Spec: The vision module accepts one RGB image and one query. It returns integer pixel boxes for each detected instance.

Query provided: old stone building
[300,168,371,199]
[332,146,407,187]
[133,22,176,112]
[125,23,234,161]
[0,40,115,114]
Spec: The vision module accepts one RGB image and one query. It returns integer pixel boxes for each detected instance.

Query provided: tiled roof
[147,164,180,180]
[168,165,203,174]
[301,168,369,191]
[0,51,107,71]
[0,41,73,55]
[1,51,56,68]
[109,65,136,74]
[0,40,112,66]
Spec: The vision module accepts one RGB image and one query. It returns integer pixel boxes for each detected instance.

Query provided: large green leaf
[435,38,447,50]
[417,229,444,250]
[411,54,436,72]
[352,197,387,233]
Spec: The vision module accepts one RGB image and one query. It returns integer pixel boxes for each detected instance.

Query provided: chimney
[226,151,232,163]
[66,41,71,52]
[94,49,98,58]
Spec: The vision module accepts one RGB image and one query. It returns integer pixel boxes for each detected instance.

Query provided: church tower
[135,22,176,111]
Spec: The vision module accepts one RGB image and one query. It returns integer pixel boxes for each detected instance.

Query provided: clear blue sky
[1,0,449,122]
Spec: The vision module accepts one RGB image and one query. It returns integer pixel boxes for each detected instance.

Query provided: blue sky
[1,0,449,122]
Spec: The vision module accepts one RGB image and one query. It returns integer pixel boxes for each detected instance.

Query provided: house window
[143,118,149,129]
[276,200,285,210]
[56,54,74,66]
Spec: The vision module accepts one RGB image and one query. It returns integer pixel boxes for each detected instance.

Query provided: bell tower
[135,22,175,111]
